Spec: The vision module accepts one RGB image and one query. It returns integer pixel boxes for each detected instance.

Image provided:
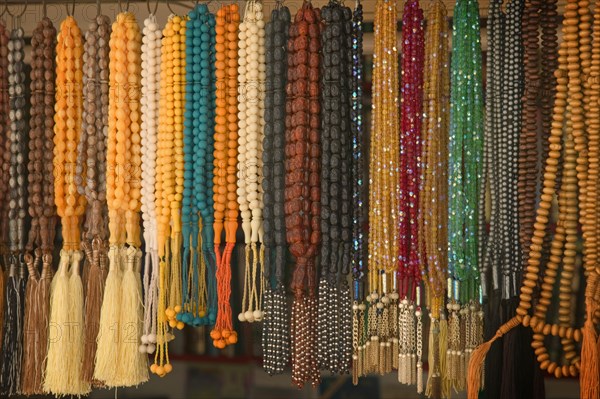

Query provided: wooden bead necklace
[78,13,111,387]
[140,13,161,355]
[418,1,449,396]
[468,0,600,396]
[237,0,266,325]
[365,0,399,377]
[0,20,9,350]
[397,0,425,389]
[316,0,353,376]
[0,22,28,396]
[286,0,322,387]
[350,0,366,386]
[210,3,239,349]
[21,16,57,396]
[261,3,291,376]
[45,15,88,396]
[446,0,484,390]
[181,3,216,328]
[95,11,147,387]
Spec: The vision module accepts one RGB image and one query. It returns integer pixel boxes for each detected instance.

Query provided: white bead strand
[140,14,161,354]
[237,0,266,323]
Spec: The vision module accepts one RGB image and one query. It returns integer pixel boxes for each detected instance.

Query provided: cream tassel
[68,250,88,394]
[43,250,70,394]
[114,247,148,386]
[44,250,89,395]
[94,245,122,383]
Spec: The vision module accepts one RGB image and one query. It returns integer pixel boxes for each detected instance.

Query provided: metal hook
[66,0,75,17]
[96,0,101,17]
[147,0,159,15]
[7,0,28,20]
[0,0,6,19]
[166,0,175,15]
[42,0,47,18]
[118,0,130,12]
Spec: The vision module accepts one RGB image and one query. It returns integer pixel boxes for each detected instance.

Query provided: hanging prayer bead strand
[447,0,484,390]
[419,1,449,396]
[96,12,147,387]
[261,3,291,376]
[140,13,161,354]
[78,14,111,387]
[0,22,28,397]
[398,0,424,387]
[45,15,88,396]
[20,16,56,396]
[317,0,353,376]
[286,0,322,388]
[366,0,400,377]
[182,4,213,328]
[350,0,366,385]
[0,21,9,351]
[468,0,600,396]
[211,3,240,350]
[152,14,184,376]
[164,14,185,327]
[237,0,266,324]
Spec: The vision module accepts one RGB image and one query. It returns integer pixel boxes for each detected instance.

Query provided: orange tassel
[580,300,599,399]
[467,316,521,399]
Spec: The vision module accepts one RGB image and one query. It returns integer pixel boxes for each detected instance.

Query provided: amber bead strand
[45,15,88,396]
[365,0,400,377]
[210,3,240,350]
[95,12,147,388]
[21,16,57,396]
[419,1,449,396]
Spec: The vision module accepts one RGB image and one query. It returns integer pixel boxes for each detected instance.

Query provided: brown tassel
[0,260,5,351]
[580,300,599,399]
[21,251,52,395]
[467,315,521,399]
[82,238,107,386]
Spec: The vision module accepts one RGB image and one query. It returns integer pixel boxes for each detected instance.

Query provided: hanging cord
[140,12,161,355]
[261,3,291,376]
[21,15,57,395]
